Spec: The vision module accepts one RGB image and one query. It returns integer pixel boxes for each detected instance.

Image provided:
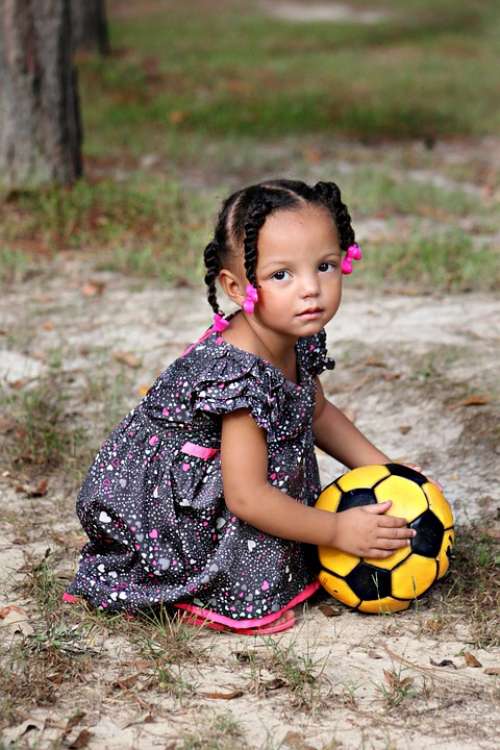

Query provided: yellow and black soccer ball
[315,463,454,614]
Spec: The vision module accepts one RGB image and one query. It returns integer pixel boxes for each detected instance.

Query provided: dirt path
[1,255,499,749]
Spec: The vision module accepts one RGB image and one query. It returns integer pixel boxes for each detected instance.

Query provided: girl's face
[252,203,342,339]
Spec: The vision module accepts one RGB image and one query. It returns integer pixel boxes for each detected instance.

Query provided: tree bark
[0,0,83,191]
[71,0,110,55]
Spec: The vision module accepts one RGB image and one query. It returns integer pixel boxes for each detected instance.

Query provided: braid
[242,198,275,288]
[203,240,222,314]
[313,181,356,251]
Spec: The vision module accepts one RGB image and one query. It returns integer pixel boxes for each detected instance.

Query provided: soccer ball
[315,463,454,614]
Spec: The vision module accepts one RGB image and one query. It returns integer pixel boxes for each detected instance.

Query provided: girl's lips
[297,309,323,318]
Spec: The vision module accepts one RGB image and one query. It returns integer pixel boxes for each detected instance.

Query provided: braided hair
[203,179,356,316]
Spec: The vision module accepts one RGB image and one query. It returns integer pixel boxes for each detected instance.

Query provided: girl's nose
[300,274,320,297]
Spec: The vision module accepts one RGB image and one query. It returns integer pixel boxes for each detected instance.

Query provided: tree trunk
[0,0,82,191]
[71,0,110,55]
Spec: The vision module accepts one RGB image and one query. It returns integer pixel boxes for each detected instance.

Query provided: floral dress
[65,317,335,629]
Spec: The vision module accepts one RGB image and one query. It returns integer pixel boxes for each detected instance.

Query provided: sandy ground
[0,253,499,749]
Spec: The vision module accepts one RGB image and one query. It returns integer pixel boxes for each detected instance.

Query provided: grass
[359,228,499,291]
[430,521,499,648]
[175,711,245,750]
[80,0,500,156]
[0,376,88,482]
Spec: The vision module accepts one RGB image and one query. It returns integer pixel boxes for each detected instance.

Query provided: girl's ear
[218,268,246,306]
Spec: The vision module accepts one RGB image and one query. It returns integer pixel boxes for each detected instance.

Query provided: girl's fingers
[377,513,408,527]
[365,548,394,559]
[378,526,415,540]
[363,501,392,514]
[375,537,412,549]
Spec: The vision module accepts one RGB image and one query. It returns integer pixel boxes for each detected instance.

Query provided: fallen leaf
[63,711,86,735]
[368,650,383,659]
[112,674,141,690]
[484,667,500,676]
[318,603,343,618]
[68,728,92,749]
[81,281,106,297]
[199,689,244,700]
[399,425,412,435]
[42,320,54,331]
[0,604,26,619]
[283,730,316,750]
[15,478,48,497]
[447,394,491,410]
[383,371,401,381]
[464,652,482,668]
[113,351,141,369]
[138,384,150,397]
[119,713,154,729]
[364,357,388,368]
[430,658,456,669]
[169,110,186,124]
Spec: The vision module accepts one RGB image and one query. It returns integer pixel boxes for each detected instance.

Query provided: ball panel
[437,529,455,579]
[358,596,410,614]
[364,545,411,571]
[337,464,390,492]
[337,488,376,512]
[346,562,391,600]
[318,570,360,609]
[318,547,359,577]
[315,483,342,513]
[374,475,428,521]
[410,510,444,557]
[391,554,438,598]
[423,482,454,529]
[385,463,427,486]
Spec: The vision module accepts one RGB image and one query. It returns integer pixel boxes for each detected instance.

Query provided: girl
[65,179,416,635]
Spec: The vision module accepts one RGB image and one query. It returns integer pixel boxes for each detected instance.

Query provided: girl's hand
[331,501,416,559]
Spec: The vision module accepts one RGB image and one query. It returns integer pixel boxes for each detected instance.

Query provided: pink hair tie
[341,243,363,275]
[243,283,259,314]
[212,313,229,332]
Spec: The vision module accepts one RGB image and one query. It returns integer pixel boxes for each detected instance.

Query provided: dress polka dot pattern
[66,321,335,626]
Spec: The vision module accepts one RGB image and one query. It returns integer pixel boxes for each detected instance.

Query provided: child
[65,179,416,635]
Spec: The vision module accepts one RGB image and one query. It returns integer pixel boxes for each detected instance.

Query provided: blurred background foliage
[1,0,499,290]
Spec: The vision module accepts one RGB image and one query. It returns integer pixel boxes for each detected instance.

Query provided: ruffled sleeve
[296,328,335,377]
[190,351,282,435]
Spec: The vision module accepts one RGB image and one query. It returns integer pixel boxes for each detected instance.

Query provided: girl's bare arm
[220,410,414,557]
[312,377,389,468]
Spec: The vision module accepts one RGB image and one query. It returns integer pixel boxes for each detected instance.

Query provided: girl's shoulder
[141,326,333,441]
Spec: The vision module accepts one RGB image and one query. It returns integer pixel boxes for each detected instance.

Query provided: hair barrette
[243,283,259,314]
[341,243,363,275]
[212,312,230,332]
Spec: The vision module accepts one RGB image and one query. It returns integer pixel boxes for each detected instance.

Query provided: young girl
[65,179,416,635]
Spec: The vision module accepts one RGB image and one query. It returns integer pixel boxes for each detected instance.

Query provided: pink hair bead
[243,283,259,314]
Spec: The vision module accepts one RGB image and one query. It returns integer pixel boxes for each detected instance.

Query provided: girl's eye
[271,270,290,281]
[318,261,335,272]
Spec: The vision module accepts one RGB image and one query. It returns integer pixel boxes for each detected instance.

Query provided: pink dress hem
[174,579,320,629]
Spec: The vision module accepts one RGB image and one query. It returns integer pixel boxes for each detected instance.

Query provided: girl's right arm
[221,411,415,558]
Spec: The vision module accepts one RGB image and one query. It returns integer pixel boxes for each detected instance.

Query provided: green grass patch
[433,521,499,648]
[0,176,213,283]
[359,228,499,290]
[78,0,500,158]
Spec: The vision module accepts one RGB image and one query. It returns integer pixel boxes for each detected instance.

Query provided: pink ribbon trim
[175,580,320,629]
[181,441,219,460]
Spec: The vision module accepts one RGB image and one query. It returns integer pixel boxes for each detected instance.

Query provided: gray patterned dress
[66,317,334,627]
